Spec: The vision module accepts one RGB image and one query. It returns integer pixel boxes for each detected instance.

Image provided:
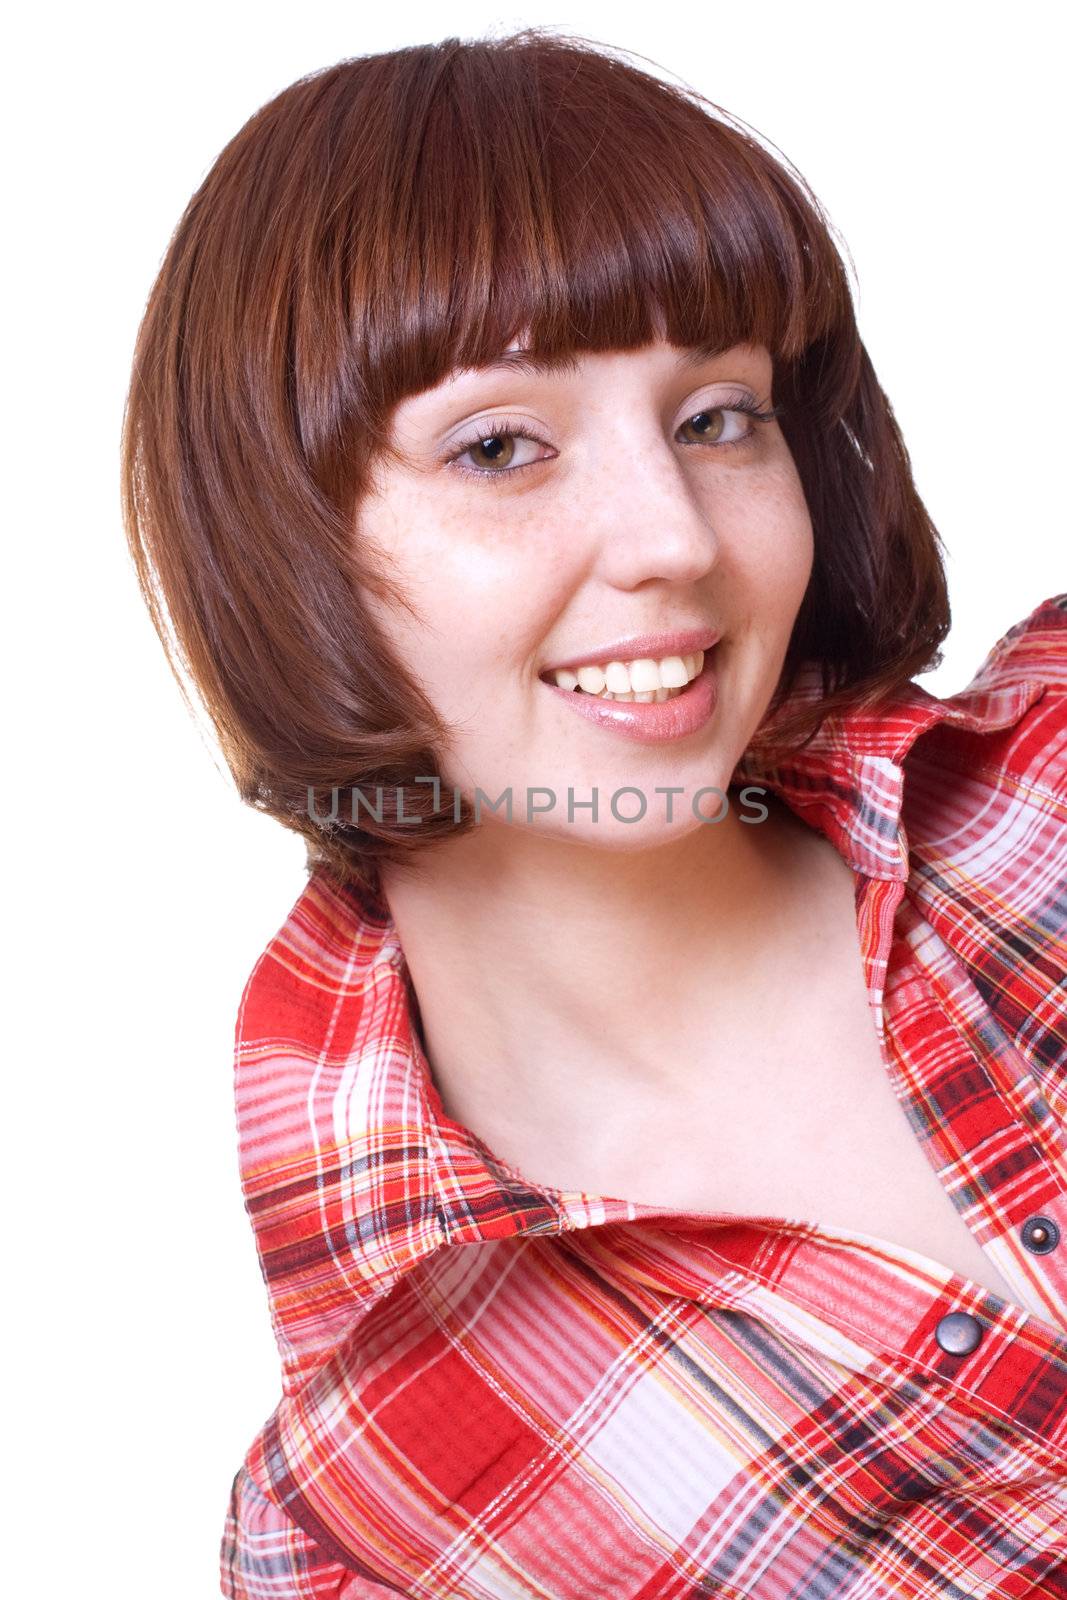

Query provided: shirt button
[1020,1215,1060,1254]
[935,1312,983,1355]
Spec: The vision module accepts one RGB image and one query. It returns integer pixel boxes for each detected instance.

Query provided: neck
[379,785,813,1147]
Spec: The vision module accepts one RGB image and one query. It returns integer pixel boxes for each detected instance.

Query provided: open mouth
[538,647,711,703]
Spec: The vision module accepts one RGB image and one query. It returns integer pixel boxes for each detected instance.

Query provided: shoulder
[907,594,1066,811]
[960,592,1067,695]
[232,871,443,1390]
[900,597,1066,1090]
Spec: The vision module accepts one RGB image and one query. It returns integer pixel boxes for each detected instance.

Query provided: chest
[643,1004,1018,1304]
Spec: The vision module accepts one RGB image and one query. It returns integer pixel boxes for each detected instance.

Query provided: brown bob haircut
[121,26,949,902]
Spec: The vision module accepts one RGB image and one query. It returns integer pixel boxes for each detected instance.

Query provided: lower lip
[540,649,719,745]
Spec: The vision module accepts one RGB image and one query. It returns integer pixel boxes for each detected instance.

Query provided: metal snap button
[935,1312,983,1356]
[1020,1215,1060,1255]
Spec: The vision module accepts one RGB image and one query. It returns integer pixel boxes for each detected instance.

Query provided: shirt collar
[732,663,1046,881]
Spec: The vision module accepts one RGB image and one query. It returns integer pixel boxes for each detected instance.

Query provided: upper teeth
[549,651,705,698]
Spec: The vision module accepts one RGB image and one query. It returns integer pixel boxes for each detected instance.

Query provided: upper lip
[539,627,721,676]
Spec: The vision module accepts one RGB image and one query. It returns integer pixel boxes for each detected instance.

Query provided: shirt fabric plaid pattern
[220,596,1067,1599]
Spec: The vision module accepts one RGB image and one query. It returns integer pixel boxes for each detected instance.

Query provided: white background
[5,3,1063,1593]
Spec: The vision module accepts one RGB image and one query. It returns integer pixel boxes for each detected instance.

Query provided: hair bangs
[335,31,856,472]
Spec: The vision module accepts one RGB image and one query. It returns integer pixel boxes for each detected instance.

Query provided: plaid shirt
[221,596,1067,1599]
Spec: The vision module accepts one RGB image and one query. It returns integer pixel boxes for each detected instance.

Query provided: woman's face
[357,336,813,848]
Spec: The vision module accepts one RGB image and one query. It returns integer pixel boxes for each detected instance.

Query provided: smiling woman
[119,24,950,895]
[119,24,1067,1600]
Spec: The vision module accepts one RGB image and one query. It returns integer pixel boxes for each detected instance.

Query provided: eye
[442,396,783,484]
[443,415,553,480]
[678,402,775,447]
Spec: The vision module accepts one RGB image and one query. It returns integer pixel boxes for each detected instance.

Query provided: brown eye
[466,434,517,470]
[676,403,771,450]
[679,409,728,444]
[445,420,552,479]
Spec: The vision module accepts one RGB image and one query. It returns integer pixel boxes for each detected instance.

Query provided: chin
[510,776,747,845]
[540,815,724,851]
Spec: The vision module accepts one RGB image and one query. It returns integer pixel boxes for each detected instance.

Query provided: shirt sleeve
[220,1462,399,1599]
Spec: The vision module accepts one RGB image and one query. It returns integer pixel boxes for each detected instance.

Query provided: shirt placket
[887,892,1067,1331]
[749,753,1067,1410]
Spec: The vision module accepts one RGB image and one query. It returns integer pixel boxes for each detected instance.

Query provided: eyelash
[442,396,784,484]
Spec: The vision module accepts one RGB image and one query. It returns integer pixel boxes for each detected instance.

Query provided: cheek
[358,487,577,686]
[726,460,814,608]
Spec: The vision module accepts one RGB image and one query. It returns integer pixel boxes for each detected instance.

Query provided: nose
[586,427,722,591]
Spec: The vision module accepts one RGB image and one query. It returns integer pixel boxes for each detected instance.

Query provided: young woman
[121,27,1067,1599]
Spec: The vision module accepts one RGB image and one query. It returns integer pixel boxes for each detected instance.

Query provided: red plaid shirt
[221,596,1067,1599]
